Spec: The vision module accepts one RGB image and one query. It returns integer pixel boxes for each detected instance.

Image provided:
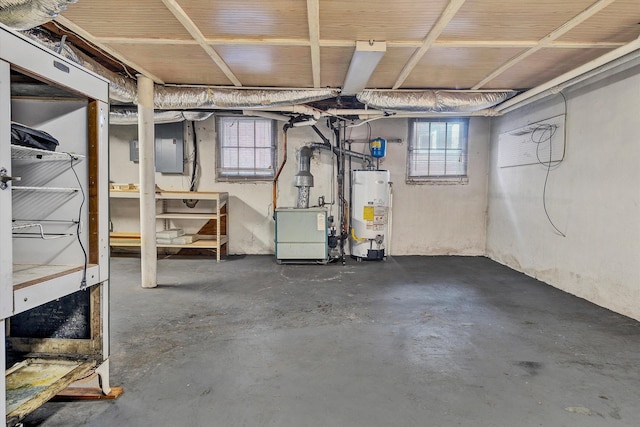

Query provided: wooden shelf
[110,236,228,249]
[156,213,225,220]
[155,191,228,203]
[110,190,229,261]
[107,190,140,199]
[11,264,101,315]
[12,264,84,289]
[110,189,228,205]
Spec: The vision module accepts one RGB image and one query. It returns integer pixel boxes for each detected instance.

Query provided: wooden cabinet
[110,190,229,262]
[1,27,110,426]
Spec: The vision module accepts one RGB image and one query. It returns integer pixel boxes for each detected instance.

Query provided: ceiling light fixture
[341,41,386,96]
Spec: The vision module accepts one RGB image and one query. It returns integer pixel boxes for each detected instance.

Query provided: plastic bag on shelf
[11,122,59,151]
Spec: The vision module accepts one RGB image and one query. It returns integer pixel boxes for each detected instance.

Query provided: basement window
[407,118,469,183]
[217,117,277,180]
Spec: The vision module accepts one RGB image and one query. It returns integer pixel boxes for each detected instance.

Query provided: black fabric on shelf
[11,122,59,151]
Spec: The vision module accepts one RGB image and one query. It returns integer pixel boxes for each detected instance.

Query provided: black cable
[531,124,557,164]
[190,121,199,192]
[67,153,88,288]
[529,93,568,237]
[540,136,566,237]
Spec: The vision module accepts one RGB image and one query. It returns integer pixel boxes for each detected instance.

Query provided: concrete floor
[24,255,640,426]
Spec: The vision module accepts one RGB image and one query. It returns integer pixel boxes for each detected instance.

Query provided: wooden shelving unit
[110,190,229,261]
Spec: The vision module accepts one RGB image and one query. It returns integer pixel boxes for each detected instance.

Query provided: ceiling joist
[93,36,625,50]
[54,16,165,84]
[50,0,640,99]
[472,0,619,89]
[160,0,241,87]
[307,0,321,88]
[97,37,199,45]
[392,0,467,90]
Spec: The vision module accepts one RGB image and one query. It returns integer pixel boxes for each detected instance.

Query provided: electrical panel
[129,140,139,162]
[129,123,184,172]
[155,122,184,173]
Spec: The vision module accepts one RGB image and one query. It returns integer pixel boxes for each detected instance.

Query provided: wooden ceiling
[54,0,640,92]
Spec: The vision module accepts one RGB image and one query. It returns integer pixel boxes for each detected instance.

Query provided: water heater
[350,170,391,260]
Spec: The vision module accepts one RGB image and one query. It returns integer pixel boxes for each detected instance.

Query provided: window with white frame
[407,118,469,182]
[217,116,276,179]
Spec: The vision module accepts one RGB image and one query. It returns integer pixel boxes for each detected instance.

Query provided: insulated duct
[7,24,514,116]
[357,90,517,113]
[110,109,213,125]
[0,0,76,30]
[14,29,336,108]
[294,146,314,209]
[20,28,137,103]
[154,86,336,110]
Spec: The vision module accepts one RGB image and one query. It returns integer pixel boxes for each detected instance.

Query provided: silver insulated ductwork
[294,146,314,209]
[0,0,76,30]
[10,28,336,110]
[357,90,517,113]
[20,28,137,103]
[1,8,517,116]
[109,109,214,125]
[153,86,336,110]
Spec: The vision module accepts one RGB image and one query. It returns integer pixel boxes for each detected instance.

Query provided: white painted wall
[109,116,490,256]
[486,64,640,321]
[385,117,490,255]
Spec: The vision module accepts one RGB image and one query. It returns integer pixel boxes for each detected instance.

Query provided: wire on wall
[189,121,200,192]
[530,92,568,237]
[67,152,88,288]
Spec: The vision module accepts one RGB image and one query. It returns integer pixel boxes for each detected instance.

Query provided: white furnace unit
[275,207,328,263]
[350,170,391,260]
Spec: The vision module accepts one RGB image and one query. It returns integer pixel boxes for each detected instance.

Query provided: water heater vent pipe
[294,146,314,208]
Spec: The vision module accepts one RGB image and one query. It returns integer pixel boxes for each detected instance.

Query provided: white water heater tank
[350,170,390,260]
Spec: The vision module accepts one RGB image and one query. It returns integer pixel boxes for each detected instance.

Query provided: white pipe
[387,110,497,118]
[137,75,157,289]
[258,104,323,119]
[327,108,385,116]
[327,108,500,118]
[242,110,290,122]
[495,35,640,113]
[347,109,498,127]
[387,183,393,257]
[292,118,318,127]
